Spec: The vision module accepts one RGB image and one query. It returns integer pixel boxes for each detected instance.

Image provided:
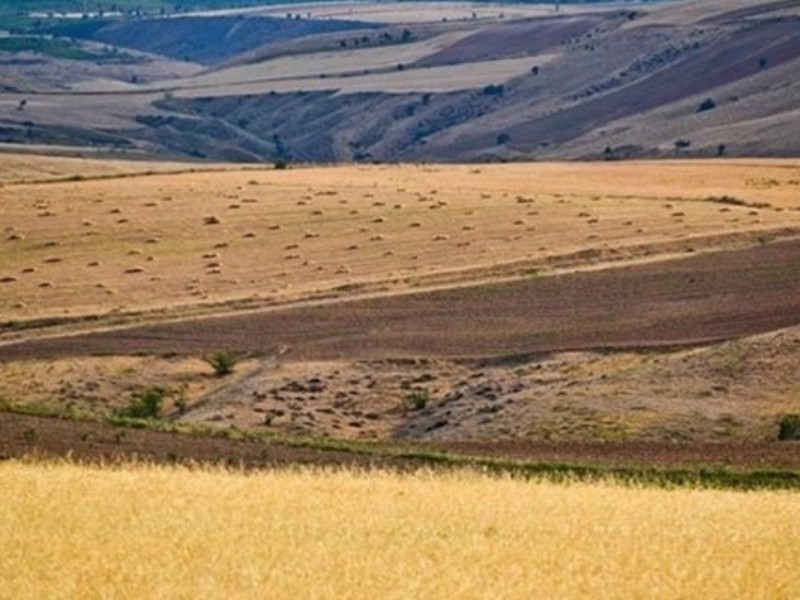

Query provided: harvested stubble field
[2,156,800,328]
[1,460,799,599]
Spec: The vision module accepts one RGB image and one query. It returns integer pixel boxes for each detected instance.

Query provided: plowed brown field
[2,236,800,361]
[3,412,799,472]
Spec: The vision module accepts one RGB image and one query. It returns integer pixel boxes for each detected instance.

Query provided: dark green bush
[778,414,800,441]
[205,350,239,377]
[119,387,166,419]
[697,98,716,112]
[403,389,429,412]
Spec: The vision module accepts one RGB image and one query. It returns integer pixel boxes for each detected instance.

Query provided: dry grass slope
[1,461,798,599]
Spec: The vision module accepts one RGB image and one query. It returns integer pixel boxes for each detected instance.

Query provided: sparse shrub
[496,133,511,145]
[706,195,747,206]
[483,84,505,97]
[23,428,39,443]
[778,414,800,441]
[697,98,716,112]
[206,350,239,377]
[403,389,429,412]
[274,160,288,170]
[174,388,188,415]
[118,387,166,419]
[674,139,691,152]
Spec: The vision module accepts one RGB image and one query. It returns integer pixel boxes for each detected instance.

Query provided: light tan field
[164,30,478,89]
[0,91,160,130]
[1,461,798,599]
[167,55,543,96]
[2,156,800,326]
[173,56,551,98]
[191,1,582,23]
[0,153,234,185]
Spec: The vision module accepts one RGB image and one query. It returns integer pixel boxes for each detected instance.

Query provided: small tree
[403,389,429,413]
[778,415,800,441]
[697,98,716,112]
[206,350,239,377]
[674,139,692,153]
[483,84,505,97]
[118,387,166,419]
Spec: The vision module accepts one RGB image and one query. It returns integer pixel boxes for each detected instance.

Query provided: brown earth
[3,236,800,362]
[2,412,799,472]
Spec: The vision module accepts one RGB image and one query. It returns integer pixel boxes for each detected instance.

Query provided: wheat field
[1,461,798,599]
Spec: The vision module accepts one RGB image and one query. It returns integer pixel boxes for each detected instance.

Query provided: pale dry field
[161,30,478,91]
[2,157,800,326]
[168,55,542,96]
[0,153,234,185]
[1,461,798,599]
[0,92,158,129]
[192,2,580,23]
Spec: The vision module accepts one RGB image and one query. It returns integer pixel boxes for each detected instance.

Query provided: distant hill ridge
[0,0,799,162]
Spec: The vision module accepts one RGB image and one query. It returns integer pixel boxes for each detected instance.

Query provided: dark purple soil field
[416,16,606,66]
[510,20,800,150]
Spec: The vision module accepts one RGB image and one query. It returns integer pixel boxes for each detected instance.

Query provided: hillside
[1,0,799,161]
[2,154,800,444]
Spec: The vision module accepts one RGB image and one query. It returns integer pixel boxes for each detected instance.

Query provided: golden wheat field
[1,461,798,599]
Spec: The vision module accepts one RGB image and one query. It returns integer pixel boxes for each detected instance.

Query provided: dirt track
[2,412,799,471]
[2,238,800,361]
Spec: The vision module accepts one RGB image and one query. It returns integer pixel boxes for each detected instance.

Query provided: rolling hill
[1,0,799,161]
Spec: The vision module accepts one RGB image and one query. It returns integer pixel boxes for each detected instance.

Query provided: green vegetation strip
[2,401,799,491]
[0,36,99,60]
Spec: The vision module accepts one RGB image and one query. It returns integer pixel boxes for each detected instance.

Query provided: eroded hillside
[1,0,799,161]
